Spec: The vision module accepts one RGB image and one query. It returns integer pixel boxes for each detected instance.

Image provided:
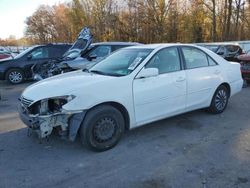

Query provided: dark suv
[201,43,245,62]
[0,43,71,84]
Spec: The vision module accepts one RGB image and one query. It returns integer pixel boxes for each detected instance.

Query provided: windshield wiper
[89,70,108,75]
[82,68,90,73]
[90,70,123,77]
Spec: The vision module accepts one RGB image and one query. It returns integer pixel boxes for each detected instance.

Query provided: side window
[207,56,217,66]
[89,46,111,57]
[49,46,66,58]
[145,47,181,74]
[182,47,208,69]
[30,47,49,59]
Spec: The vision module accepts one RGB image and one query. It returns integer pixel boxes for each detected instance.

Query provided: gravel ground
[0,81,250,188]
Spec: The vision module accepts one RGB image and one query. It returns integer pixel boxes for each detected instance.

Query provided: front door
[133,47,187,125]
[23,47,49,78]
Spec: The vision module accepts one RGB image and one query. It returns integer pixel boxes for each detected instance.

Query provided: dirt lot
[0,81,250,188]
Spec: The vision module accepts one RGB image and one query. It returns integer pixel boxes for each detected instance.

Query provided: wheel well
[220,82,231,97]
[89,102,130,131]
[4,68,24,79]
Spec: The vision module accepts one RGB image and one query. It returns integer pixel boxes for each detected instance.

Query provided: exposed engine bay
[31,27,93,81]
[19,95,85,140]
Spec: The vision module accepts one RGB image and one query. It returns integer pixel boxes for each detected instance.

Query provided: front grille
[20,96,34,108]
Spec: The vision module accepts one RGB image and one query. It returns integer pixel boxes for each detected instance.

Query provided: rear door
[181,46,222,111]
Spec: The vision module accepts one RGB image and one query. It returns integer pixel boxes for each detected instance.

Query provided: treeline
[24,0,250,44]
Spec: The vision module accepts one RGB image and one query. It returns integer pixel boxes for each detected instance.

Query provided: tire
[208,85,229,114]
[80,105,125,152]
[6,68,24,84]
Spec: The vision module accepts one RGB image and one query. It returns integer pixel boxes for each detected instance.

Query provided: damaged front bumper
[18,103,85,141]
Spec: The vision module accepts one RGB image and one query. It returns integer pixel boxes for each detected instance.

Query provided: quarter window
[182,47,208,69]
[145,47,181,74]
[208,56,217,66]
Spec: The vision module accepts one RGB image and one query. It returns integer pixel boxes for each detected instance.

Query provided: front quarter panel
[62,76,137,128]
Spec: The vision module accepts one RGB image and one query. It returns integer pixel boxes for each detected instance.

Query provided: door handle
[176,77,186,82]
[214,70,221,75]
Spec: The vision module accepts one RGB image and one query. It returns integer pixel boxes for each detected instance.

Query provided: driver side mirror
[136,68,159,79]
[87,54,97,61]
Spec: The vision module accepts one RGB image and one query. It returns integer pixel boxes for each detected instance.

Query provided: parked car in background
[19,44,243,151]
[32,27,92,80]
[32,27,141,80]
[201,43,245,62]
[0,43,71,84]
[60,42,142,71]
[237,50,250,83]
[0,51,13,60]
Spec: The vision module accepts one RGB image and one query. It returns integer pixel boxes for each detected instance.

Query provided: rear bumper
[230,79,243,96]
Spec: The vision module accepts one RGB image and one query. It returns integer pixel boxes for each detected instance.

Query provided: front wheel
[80,105,125,152]
[208,85,229,114]
[6,68,24,84]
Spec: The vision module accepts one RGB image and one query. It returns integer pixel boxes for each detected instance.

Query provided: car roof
[202,43,240,46]
[125,43,197,50]
[29,43,71,48]
[91,42,142,46]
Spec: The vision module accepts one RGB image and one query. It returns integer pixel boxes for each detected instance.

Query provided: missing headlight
[48,98,67,113]
[28,95,75,116]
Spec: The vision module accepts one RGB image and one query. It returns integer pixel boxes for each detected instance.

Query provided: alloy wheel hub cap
[215,90,227,110]
[9,72,22,83]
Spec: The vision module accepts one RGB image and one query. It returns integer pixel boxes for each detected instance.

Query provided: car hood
[22,70,115,102]
[62,27,92,59]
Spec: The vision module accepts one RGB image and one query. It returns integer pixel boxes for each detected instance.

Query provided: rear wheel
[80,105,125,152]
[208,85,229,114]
[6,68,24,84]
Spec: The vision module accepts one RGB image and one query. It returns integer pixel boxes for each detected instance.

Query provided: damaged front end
[18,95,85,141]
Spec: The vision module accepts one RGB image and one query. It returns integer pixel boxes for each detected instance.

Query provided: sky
[0,0,70,39]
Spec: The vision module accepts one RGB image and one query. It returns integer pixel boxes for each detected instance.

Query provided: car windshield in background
[14,47,34,59]
[204,45,219,53]
[90,48,153,76]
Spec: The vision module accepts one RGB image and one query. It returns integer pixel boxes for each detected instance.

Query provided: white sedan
[19,44,243,151]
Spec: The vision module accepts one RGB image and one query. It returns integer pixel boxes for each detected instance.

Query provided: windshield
[14,47,34,59]
[90,48,153,76]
